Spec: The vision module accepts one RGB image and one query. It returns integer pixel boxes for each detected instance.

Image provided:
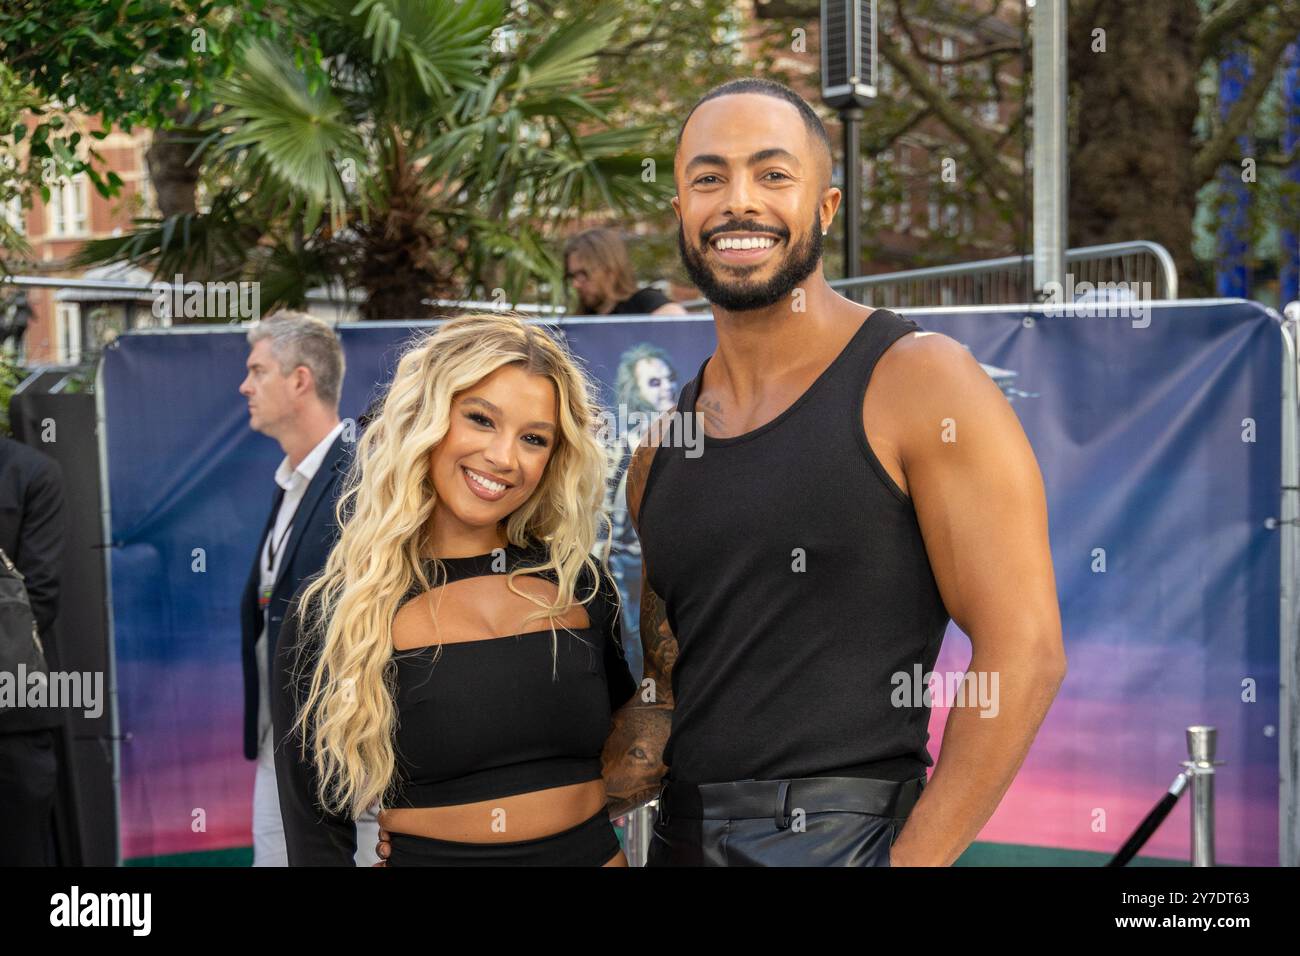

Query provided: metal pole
[842,105,864,287]
[1185,726,1217,866]
[623,802,654,867]
[1031,0,1067,296]
[93,356,124,865]
[1281,307,1300,868]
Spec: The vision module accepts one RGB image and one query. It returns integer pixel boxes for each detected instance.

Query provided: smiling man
[601,78,1067,866]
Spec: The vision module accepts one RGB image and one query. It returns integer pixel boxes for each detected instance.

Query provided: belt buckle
[774,779,793,830]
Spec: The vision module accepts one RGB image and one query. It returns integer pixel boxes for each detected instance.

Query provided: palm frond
[207,38,366,225]
[70,190,258,282]
[504,12,621,97]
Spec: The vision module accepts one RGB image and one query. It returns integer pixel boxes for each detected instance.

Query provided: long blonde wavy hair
[289,312,616,818]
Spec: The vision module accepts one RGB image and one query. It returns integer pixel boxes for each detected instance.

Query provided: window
[48,176,88,237]
[56,303,82,364]
[944,202,961,235]
[2,195,23,235]
[925,34,958,89]
[897,193,911,232]
[925,201,964,237]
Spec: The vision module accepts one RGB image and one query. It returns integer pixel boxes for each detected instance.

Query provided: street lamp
[821,0,879,282]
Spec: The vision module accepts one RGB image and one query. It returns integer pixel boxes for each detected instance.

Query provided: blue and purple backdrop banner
[101,300,1284,864]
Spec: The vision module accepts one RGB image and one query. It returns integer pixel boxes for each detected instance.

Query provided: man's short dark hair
[676,78,833,189]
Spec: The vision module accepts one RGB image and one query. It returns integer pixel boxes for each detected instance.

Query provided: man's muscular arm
[871,332,1066,867]
[602,430,678,818]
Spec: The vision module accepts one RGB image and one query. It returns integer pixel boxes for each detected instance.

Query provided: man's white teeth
[715,236,777,251]
[466,468,506,493]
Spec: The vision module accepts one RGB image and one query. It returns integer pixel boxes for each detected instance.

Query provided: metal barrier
[22,272,1296,867]
[679,240,1179,310]
[1282,302,1300,868]
[834,240,1178,308]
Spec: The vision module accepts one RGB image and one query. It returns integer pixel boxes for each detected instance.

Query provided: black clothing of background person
[0,436,67,866]
[609,287,672,315]
[0,436,67,733]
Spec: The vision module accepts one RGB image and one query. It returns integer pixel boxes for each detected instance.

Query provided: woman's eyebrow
[461,396,555,431]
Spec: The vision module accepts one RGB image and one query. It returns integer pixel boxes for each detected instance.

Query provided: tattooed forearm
[603,436,677,817]
[637,574,678,695]
[603,558,676,816]
[602,698,671,816]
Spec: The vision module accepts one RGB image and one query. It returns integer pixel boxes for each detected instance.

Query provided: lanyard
[259,518,294,611]
[267,516,294,571]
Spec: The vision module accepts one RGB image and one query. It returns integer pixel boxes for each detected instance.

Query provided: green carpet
[123,841,1186,867]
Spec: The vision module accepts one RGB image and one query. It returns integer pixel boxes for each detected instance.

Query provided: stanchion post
[1184,726,1218,866]
[622,801,655,867]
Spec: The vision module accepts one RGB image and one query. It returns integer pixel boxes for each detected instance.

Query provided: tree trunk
[355,149,448,320]
[144,106,204,218]
[1068,1,1206,294]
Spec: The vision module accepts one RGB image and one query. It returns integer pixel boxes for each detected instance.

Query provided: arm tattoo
[602,426,677,817]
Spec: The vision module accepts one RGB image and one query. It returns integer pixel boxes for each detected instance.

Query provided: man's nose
[722,176,762,220]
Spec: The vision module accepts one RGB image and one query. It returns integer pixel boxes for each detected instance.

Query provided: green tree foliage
[57,0,678,316]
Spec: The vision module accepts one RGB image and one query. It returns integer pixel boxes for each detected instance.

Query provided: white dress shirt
[255,420,346,747]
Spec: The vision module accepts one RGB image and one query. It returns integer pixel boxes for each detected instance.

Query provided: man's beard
[678,211,823,312]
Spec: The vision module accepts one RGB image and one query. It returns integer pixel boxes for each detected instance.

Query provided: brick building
[2,116,158,366]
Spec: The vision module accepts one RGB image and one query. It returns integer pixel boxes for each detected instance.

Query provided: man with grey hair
[237,309,377,866]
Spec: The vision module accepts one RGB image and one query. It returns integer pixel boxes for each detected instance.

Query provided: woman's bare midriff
[379,778,626,866]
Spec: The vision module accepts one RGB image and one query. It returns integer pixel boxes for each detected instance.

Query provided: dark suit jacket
[0,437,66,733]
[239,431,351,760]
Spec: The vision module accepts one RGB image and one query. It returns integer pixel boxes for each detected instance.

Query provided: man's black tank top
[637,308,951,785]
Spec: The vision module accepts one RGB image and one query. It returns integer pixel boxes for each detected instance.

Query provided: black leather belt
[657,775,925,830]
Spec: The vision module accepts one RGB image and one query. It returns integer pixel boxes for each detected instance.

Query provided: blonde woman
[271,313,638,866]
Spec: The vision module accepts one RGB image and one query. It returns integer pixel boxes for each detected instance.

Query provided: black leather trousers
[646,774,925,867]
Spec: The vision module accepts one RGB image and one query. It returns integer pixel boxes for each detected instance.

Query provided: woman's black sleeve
[271,587,359,866]
[596,563,638,711]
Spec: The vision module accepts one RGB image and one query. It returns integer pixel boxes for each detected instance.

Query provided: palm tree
[76,0,670,319]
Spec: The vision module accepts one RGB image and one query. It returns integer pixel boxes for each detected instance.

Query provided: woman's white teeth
[466,468,507,493]
[716,236,776,251]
